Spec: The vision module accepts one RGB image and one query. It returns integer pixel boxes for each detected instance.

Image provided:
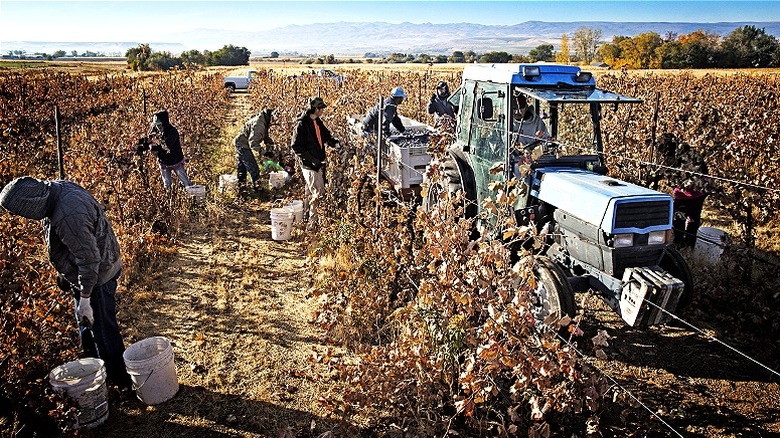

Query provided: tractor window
[471,84,507,163]
[456,82,476,145]
[553,102,596,155]
[469,83,508,223]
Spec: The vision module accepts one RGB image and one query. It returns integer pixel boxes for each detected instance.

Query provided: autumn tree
[720,25,780,67]
[206,45,250,66]
[598,35,629,67]
[126,43,153,71]
[658,29,720,68]
[572,26,603,64]
[180,49,206,67]
[618,32,663,68]
[528,43,554,62]
[556,34,571,64]
[479,51,513,63]
[449,50,465,63]
[148,51,184,70]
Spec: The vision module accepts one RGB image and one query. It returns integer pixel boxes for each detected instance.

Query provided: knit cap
[0,176,50,220]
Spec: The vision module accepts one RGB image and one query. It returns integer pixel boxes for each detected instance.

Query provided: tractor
[422,63,693,328]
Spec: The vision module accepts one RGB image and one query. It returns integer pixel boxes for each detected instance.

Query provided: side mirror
[477,97,494,120]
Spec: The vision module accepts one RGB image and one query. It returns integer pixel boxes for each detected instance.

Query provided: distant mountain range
[5,20,780,57]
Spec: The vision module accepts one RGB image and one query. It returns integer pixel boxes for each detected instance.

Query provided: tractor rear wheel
[518,256,577,330]
[659,246,694,309]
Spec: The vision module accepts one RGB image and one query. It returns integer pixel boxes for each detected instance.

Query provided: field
[1,61,779,437]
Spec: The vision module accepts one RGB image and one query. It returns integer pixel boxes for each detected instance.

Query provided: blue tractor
[423,64,692,328]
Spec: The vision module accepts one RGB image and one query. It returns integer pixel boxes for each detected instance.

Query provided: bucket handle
[132,368,155,392]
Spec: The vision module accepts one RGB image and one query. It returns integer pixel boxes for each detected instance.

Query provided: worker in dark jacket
[427,81,456,119]
[234,109,276,193]
[649,133,711,248]
[0,176,132,389]
[291,97,339,229]
[140,110,192,189]
[361,87,407,136]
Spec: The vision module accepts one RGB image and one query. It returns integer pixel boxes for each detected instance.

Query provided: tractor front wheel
[518,256,577,330]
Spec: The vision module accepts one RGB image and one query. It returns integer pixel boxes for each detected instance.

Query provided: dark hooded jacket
[149,110,185,167]
[291,109,334,171]
[361,97,405,135]
[0,177,122,298]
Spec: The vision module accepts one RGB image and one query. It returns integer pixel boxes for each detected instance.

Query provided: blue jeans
[159,162,192,189]
[236,146,261,184]
[74,271,132,388]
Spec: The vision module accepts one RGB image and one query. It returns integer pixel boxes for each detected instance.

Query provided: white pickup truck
[223,70,257,92]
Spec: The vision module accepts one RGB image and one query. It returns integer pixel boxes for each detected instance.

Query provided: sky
[2,1,779,44]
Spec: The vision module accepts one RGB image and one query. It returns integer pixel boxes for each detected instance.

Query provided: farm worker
[512,94,549,147]
[510,94,550,179]
[361,86,407,136]
[291,97,340,231]
[0,176,132,390]
[427,81,456,119]
[140,109,193,189]
[649,133,711,249]
[234,108,276,195]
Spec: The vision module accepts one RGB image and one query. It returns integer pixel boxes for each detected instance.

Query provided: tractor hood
[531,167,673,234]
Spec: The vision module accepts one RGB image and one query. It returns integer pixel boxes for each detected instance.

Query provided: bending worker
[361,87,407,136]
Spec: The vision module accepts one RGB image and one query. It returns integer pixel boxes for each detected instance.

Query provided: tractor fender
[448,148,477,219]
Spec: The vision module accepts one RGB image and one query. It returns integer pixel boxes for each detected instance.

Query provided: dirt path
[102,92,348,438]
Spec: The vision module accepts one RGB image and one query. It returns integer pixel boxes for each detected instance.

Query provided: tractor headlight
[613,233,634,248]
[648,230,670,245]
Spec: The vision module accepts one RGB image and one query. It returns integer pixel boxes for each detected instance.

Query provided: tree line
[364,25,780,69]
[125,44,251,71]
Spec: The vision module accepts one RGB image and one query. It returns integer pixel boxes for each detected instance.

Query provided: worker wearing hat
[427,81,455,119]
[361,86,407,136]
[291,97,340,230]
[0,176,132,390]
[234,108,277,196]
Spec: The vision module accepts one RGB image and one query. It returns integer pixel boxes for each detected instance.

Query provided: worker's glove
[77,296,94,326]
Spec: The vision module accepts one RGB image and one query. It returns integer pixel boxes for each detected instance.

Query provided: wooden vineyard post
[55,105,64,179]
[376,95,384,224]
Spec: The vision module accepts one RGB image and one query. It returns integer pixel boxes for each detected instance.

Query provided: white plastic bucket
[694,226,728,265]
[185,184,206,201]
[269,171,288,189]
[49,358,109,429]
[219,174,238,193]
[123,336,178,405]
[270,207,295,241]
[287,200,304,223]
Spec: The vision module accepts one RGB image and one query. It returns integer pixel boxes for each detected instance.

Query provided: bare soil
[94,91,780,438]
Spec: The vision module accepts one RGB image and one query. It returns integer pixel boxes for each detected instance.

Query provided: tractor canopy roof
[517,87,643,104]
[463,63,596,87]
[461,63,642,103]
